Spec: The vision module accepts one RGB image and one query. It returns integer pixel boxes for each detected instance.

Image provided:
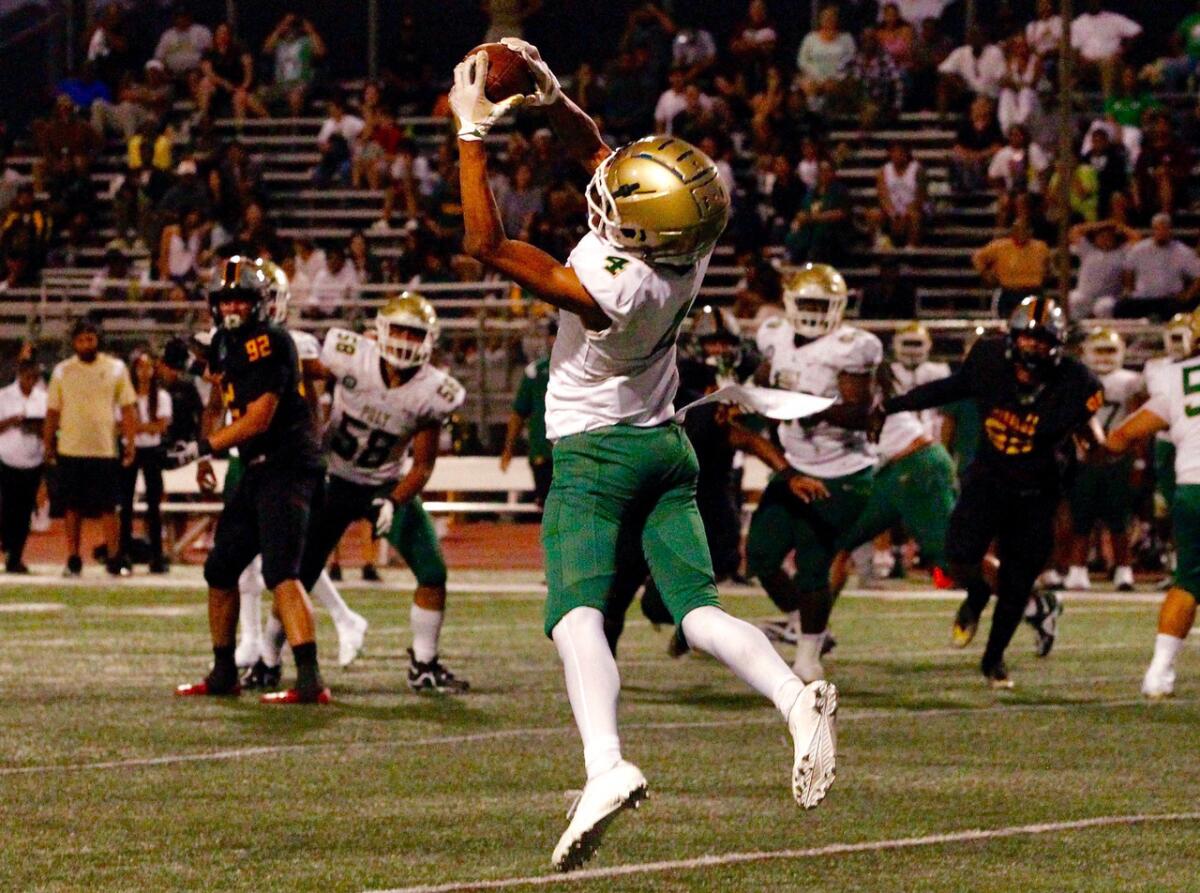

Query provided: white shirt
[938,44,1006,97]
[1123,239,1200,299]
[1026,16,1064,56]
[1144,357,1200,484]
[153,23,212,75]
[0,380,46,469]
[295,248,327,282]
[309,264,361,313]
[654,89,689,135]
[988,144,1050,193]
[546,232,712,440]
[883,160,922,216]
[1070,11,1141,61]
[1072,240,1126,302]
[131,389,173,449]
[881,0,957,26]
[316,114,365,148]
[756,319,882,477]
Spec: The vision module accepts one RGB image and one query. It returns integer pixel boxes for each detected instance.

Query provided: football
[464,42,536,103]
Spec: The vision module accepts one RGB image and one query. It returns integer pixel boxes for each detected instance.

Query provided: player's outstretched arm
[883,368,972,415]
[1104,406,1168,457]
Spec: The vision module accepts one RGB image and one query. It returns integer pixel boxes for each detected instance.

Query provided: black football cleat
[241,659,282,691]
[407,648,469,693]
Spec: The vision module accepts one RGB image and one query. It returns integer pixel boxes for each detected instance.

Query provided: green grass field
[1,572,1197,892]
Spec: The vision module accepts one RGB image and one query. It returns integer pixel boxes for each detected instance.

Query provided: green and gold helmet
[1165,312,1193,361]
[586,136,730,265]
[894,321,931,368]
[1082,326,1125,374]
[781,263,848,339]
[375,291,438,369]
[259,258,291,324]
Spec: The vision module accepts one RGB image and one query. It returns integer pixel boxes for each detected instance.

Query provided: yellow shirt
[47,354,136,458]
[972,237,1051,291]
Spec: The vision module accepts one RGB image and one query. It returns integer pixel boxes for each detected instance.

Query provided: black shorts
[298,475,377,589]
[57,456,120,517]
[204,461,325,591]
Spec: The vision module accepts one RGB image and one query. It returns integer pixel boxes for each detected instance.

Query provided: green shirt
[1104,93,1160,128]
[513,356,551,462]
[944,398,981,473]
[1179,13,1200,59]
[274,35,317,85]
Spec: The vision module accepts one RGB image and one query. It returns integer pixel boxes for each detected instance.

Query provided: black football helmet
[1006,295,1066,377]
[208,256,273,330]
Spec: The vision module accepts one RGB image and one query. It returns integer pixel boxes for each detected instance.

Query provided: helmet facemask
[209,256,271,331]
[1083,332,1124,375]
[375,294,437,370]
[784,292,847,340]
[894,329,931,368]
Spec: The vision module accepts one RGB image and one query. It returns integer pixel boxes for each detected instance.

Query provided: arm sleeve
[567,241,651,333]
[115,363,138,408]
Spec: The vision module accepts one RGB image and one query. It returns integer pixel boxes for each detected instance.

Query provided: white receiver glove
[449,51,526,141]
[499,38,562,106]
[371,497,395,539]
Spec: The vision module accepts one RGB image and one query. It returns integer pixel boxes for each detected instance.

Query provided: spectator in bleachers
[347,230,382,284]
[1117,213,1200,319]
[153,6,213,82]
[0,149,24,217]
[44,317,137,577]
[353,105,403,190]
[988,123,1050,228]
[1070,0,1141,97]
[1132,111,1191,219]
[196,23,262,123]
[619,1,677,82]
[158,158,210,219]
[748,64,785,149]
[562,61,604,115]
[887,0,957,26]
[796,5,856,112]
[1082,125,1130,220]
[1046,158,1100,225]
[785,158,852,265]
[157,337,203,445]
[294,238,327,282]
[1069,219,1139,318]
[671,84,723,145]
[481,0,543,44]
[218,139,262,208]
[89,247,148,301]
[91,59,174,139]
[46,151,97,230]
[997,34,1042,136]
[314,94,364,187]
[1027,0,1065,58]
[118,347,170,573]
[309,243,360,316]
[653,66,689,135]
[157,207,209,285]
[601,47,658,138]
[45,212,92,270]
[867,141,927,249]
[0,184,49,288]
[845,27,904,130]
[859,254,918,318]
[279,254,311,306]
[877,4,917,74]
[729,0,778,92]
[972,217,1051,317]
[0,356,46,573]
[759,153,806,243]
[56,62,112,113]
[950,95,1004,193]
[909,16,954,110]
[32,96,103,183]
[227,199,277,259]
[937,25,1005,114]
[500,163,544,240]
[86,3,134,91]
[259,14,327,117]
[672,23,718,84]
[1105,66,1161,131]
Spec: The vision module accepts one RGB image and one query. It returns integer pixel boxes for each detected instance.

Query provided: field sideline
[1,570,1196,892]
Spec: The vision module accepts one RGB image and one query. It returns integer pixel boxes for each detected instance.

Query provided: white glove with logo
[165,438,211,469]
[449,52,526,141]
[371,497,395,539]
[499,38,562,106]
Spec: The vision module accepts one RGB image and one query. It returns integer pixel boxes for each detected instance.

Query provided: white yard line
[0,696,1162,777]
[363,811,1200,893]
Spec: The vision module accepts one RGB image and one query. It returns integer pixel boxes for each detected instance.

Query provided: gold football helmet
[259,259,291,324]
[376,291,438,368]
[586,136,730,265]
[1082,327,1125,374]
[1165,312,1194,361]
[781,263,848,339]
[894,322,931,369]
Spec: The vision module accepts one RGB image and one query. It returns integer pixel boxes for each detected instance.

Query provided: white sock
[262,613,286,667]
[410,604,444,663]
[552,607,623,780]
[1151,633,1185,670]
[311,570,357,629]
[681,605,805,718]
[237,561,264,648]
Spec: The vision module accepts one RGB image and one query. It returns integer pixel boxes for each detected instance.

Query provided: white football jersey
[320,328,464,486]
[891,359,951,440]
[1144,356,1174,444]
[545,232,712,440]
[1092,367,1143,433]
[290,328,321,362]
[1144,357,1200,484]
[757,319,882,477]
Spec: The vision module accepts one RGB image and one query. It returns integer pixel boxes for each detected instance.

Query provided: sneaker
[1026,590,1062,658]
[241,659,282,691]
[337,612,369,668]
[1037,568,1064,590]
[407,648,469,693]
[952,598,979,648]
[1064,566,1091,591]
[234,637,262,669]
[106,557,131,577]
[175,673,241,697]
[361,563,381,582]
[261,686,331,705]
[148,556,169,575]
[760,618,798,645]
[1114,566,1135,592]
[787,680,838,809]
[5,562,29,574]
[63,555,83,577]
[551,760,648,872]
[1141,663,1175,700]
[983,661,1014,690]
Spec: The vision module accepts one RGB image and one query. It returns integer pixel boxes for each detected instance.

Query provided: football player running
[746,264,880,683]
[169,257,330,704]
[277,293,469,693]
[451,42,838,872]
[1065,329,1145,592]
[1105,312,1200,699]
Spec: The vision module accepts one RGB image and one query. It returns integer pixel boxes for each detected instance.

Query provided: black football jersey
[887,336,1103,489]
[209,322,322,468]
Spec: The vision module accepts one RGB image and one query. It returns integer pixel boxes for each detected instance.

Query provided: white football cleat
[788,680,838,809]
[1037,568,1064,589]
[337,612,369,668]
[1142,663,1175,701]
[234,637,261,669]
[1113,566,1135,592]
[551,760,647,872]
[1064,566,1091,591]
